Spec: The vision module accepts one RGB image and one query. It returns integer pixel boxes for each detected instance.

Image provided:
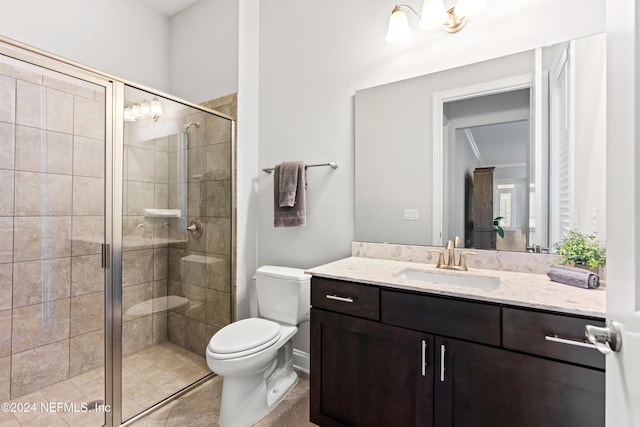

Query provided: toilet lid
[208,318,281,355]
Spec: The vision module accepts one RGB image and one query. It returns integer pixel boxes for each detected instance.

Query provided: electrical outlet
[592,207,598,233]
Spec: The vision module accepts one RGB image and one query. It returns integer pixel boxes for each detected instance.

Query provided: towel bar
[262,162,338,174]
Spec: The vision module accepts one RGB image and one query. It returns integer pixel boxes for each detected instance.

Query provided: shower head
[183,121,200,133]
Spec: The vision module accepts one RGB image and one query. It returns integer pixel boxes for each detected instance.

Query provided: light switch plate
[403,209,420,221]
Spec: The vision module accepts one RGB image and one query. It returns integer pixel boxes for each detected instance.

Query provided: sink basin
[395,268,500,290]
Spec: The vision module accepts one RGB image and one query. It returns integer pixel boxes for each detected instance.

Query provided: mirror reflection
[443,89,530,252]
[354,33,606,253]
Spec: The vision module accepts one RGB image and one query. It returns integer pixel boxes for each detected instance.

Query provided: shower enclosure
[0,38,233,426]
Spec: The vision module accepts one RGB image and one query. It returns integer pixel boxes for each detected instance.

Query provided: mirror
[355,33,606,253]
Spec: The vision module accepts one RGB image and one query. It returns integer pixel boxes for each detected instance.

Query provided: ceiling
[138,0,199,17]
[459,121,528,167]
[445,89,530,169]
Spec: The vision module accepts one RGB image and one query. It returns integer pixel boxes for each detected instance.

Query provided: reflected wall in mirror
[355,32,606,253]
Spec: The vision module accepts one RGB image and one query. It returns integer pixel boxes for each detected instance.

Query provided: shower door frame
[0,36,117,427]
[0,35,235,427]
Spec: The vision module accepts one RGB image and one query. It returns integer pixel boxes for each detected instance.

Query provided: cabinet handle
[325,294,354,303]
[421,340,427,376]
[440,344,446,382]
[545,335,598,350]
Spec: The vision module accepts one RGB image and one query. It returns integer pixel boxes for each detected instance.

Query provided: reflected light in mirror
[124,98,164,122]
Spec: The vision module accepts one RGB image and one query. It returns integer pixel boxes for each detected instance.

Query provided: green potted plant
[493,216,505,239]
[554,230,606,270]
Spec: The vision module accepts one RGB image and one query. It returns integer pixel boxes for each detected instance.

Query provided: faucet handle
[454,236,462,248]
[457,251,476,271]
[428,249,445,268]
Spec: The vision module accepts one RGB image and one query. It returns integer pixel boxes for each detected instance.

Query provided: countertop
[306,256,606,318]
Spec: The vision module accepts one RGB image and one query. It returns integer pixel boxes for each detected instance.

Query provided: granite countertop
[306,256,606,318]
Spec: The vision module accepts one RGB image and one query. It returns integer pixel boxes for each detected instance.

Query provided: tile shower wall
[122,92,234,360]
[166,106,233,356]
[0,59,106,399]
[121,129,175,357]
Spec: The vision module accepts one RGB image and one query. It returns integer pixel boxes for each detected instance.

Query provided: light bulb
[419,0,448,30]
[123,107,136,122]
[140,101,151,118]
[150,98,163,116]
[385,6,413,44]
[132,104,143,119]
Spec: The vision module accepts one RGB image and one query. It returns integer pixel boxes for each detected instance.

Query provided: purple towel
[546,264,600,289]
[274,162,306,227]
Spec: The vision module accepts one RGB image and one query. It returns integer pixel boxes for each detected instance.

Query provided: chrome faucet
[430,236,475,271]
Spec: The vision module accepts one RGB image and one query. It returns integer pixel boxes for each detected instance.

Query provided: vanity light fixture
[385,0,487,43]
[124,97,164,122]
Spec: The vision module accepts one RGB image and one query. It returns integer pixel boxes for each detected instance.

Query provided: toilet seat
[207,318,281,360]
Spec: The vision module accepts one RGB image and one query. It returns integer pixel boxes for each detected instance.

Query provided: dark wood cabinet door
[434,337,605,427]
[311,308,434,427]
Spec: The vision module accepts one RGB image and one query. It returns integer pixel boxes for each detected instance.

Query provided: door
[311,308,433,427]
[434,337,604,427]
[117,84,233,423]
[604,0,640,425]
[0,43,111,426]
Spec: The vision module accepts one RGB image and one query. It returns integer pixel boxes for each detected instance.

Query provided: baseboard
[293,349,310,374]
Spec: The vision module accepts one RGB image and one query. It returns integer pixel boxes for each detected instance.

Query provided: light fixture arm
[392,4,421,19]
[443,7,466,33]
[395,3,466,33]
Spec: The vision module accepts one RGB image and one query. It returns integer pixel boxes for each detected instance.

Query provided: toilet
[206,266,311,427]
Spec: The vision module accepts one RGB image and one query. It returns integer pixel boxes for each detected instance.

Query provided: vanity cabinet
[310,277,605,427]
[434,336,604,427]
[310,277,434,427]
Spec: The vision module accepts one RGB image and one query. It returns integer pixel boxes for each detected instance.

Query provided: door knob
[585,321,622,354]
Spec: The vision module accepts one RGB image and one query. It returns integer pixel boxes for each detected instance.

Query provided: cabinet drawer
[311,277,380,320]
[381,290,501,346]
[503,307,605,369]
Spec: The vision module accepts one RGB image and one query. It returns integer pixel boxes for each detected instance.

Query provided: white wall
[253,0,605,266]
[236,0,261,321]
[0,0,171,91]
[169,0,239,102]
[241,0,606,355]
[573,33,607,239]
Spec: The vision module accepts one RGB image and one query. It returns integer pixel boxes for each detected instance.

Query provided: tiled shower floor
[0,342,210,427]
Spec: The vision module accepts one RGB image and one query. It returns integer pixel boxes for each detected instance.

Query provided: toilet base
[218,341,298,427]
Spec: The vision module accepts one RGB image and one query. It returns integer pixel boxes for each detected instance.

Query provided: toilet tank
[255,266,311,325]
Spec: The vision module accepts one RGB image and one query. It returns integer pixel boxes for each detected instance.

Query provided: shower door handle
[101,243,110,268]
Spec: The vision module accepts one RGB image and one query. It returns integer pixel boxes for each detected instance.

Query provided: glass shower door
[0,51,109,426]
[119,85,233,422]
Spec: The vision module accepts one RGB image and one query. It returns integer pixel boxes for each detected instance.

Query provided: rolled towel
[546,264,600,289]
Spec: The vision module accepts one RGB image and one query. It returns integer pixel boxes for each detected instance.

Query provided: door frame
[432,73,533,246]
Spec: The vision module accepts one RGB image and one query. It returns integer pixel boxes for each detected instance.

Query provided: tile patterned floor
[130,373,316,427]
[0,342,210,427]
